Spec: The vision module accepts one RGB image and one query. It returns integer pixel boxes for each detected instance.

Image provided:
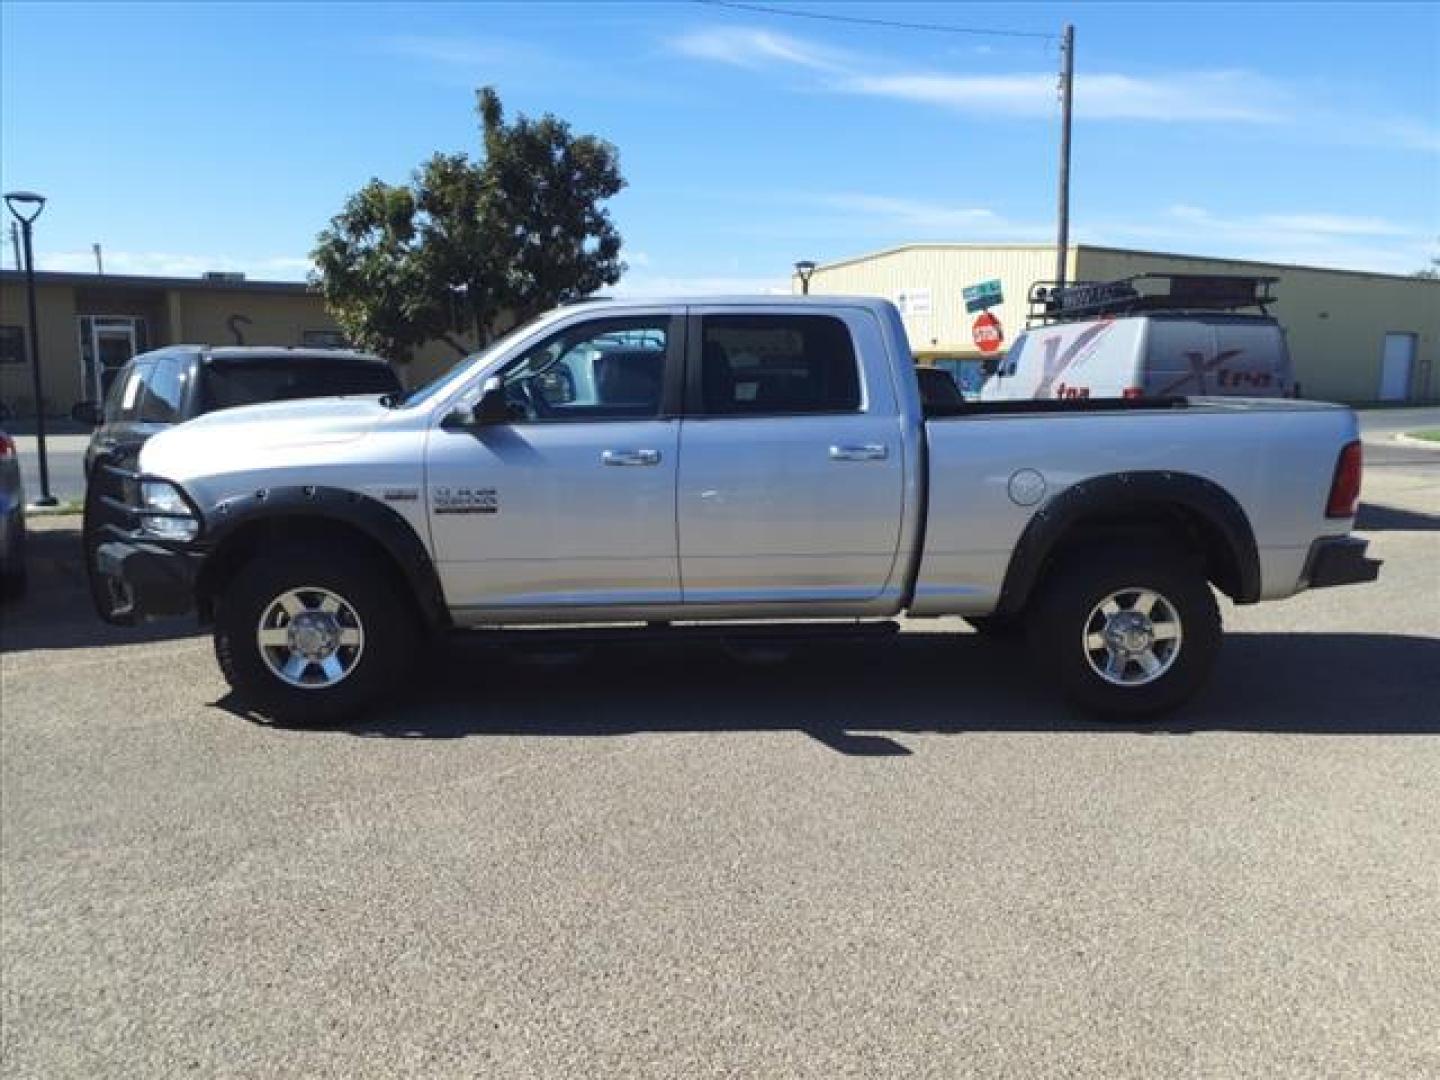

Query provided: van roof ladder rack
[1027,273,1278,325]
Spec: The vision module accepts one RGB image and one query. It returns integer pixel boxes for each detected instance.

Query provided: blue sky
[2,1,1437,290]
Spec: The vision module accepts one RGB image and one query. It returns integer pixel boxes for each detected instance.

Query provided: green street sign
[963,279,1004,312]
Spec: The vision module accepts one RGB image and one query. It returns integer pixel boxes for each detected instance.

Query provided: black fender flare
[994,471,1261,615]
[195,486,449,628]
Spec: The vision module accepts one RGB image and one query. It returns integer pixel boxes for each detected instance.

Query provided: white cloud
[1380,118,1440,154]
[1085,206,1436,274]
[671,23,1437,149]
[38,250,312,280]
[612,272,787,296]
[817,193,1050,240]
[668,27,847,72]
[380,34,550,70]
[845,70,1282,123]
[1255,213,1413,238]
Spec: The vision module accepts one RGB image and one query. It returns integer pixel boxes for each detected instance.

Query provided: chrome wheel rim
[1083,587,1183,687]
[256,587,365,689]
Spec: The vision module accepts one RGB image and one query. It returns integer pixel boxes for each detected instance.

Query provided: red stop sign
[973,311,1004,353]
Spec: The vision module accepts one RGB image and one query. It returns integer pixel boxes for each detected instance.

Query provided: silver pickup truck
[85,296,1379,722]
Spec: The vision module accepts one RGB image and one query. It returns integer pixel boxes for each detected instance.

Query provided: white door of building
[78,317,141,403]
[1378,333,1417,401]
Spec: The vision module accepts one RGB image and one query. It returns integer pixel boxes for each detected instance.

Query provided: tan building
[0,270,471,417]
[796,244,1439,404]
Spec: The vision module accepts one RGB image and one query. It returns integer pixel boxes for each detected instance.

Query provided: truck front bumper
[1303,535,1381,589]
[94,539,202,624]
[84,459,205,625]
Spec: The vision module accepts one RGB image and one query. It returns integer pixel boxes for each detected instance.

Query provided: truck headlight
[139,481,199,542]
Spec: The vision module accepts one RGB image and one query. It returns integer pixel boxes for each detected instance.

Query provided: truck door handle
[601,449,662,467]
[829,444,889,462]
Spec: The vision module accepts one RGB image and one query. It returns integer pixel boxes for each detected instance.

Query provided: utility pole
[8,223,19,273]
[93,242,104,274]
[1054,23,1075,290]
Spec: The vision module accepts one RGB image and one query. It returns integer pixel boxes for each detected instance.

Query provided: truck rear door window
[697,314,860,416]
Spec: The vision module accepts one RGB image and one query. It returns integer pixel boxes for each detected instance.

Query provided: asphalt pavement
[1,455,1437,1077]
[9,432,88,504]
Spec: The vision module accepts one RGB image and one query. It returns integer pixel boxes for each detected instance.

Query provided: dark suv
[74,345,403,477]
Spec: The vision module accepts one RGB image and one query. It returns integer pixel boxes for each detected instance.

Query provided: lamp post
[794,259,817,295]
[4,190,57,506]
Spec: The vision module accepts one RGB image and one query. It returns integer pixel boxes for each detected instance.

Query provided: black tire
[963,613,1024,639]
[1027,544,1221,718]
[0,565,24,601]
[213,545,420,724]
[1,519,25,601]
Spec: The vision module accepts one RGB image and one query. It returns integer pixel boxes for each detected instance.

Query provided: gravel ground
[1,464,1436,1078]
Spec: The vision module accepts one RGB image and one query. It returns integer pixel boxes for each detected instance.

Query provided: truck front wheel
[1028,546,1221,718]
[213,547,418,724]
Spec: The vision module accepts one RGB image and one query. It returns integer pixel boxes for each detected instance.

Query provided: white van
[981,275,1297,402]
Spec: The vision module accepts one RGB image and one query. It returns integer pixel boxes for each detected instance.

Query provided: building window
[301,329,349,348]
[0,325,25,365]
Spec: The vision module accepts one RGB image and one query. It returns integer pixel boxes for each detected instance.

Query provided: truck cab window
[698,314,860,415]
[140,356,186,423]
[499,317,670,422]
[109,361,153,422]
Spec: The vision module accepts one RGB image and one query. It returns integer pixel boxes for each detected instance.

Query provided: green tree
[1415,239,1440,279]
[312,86,626,364]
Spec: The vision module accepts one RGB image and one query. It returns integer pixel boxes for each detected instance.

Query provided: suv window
[698,314,860,415]
[499,316,671,422]
[199,359,401,414]
[140,356,187,423]
[106,361,152,422]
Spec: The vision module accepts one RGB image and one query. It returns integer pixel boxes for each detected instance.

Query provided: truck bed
[911,397,1358,616]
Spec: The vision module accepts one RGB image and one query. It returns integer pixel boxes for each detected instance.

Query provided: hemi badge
[382,488,419,502]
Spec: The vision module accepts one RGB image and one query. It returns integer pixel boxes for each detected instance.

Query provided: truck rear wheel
[214,547,418,724]
[1028,545,1220,718]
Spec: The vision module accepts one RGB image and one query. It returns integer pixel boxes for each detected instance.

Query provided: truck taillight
[1326,440,1362,518]
[0,433,15,459]
[1122,387,1143,400]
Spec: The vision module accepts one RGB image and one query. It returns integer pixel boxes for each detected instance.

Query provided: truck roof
[201,346,389,365]
[562,294,888,311]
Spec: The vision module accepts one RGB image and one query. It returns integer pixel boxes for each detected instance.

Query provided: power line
[694,0,1055,41]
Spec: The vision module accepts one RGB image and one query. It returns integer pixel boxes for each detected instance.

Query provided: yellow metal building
[797,243,1439,404]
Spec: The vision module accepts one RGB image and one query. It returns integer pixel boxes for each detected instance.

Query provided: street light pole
[794,260,817,295]
[1054,23,1075,290]
[4,191,57,506]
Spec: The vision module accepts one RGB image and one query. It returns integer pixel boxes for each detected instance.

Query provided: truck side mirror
[472,377,510,425]
[71,400,103,427]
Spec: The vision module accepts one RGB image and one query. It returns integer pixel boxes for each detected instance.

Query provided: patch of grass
[1406,429,1440,443]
